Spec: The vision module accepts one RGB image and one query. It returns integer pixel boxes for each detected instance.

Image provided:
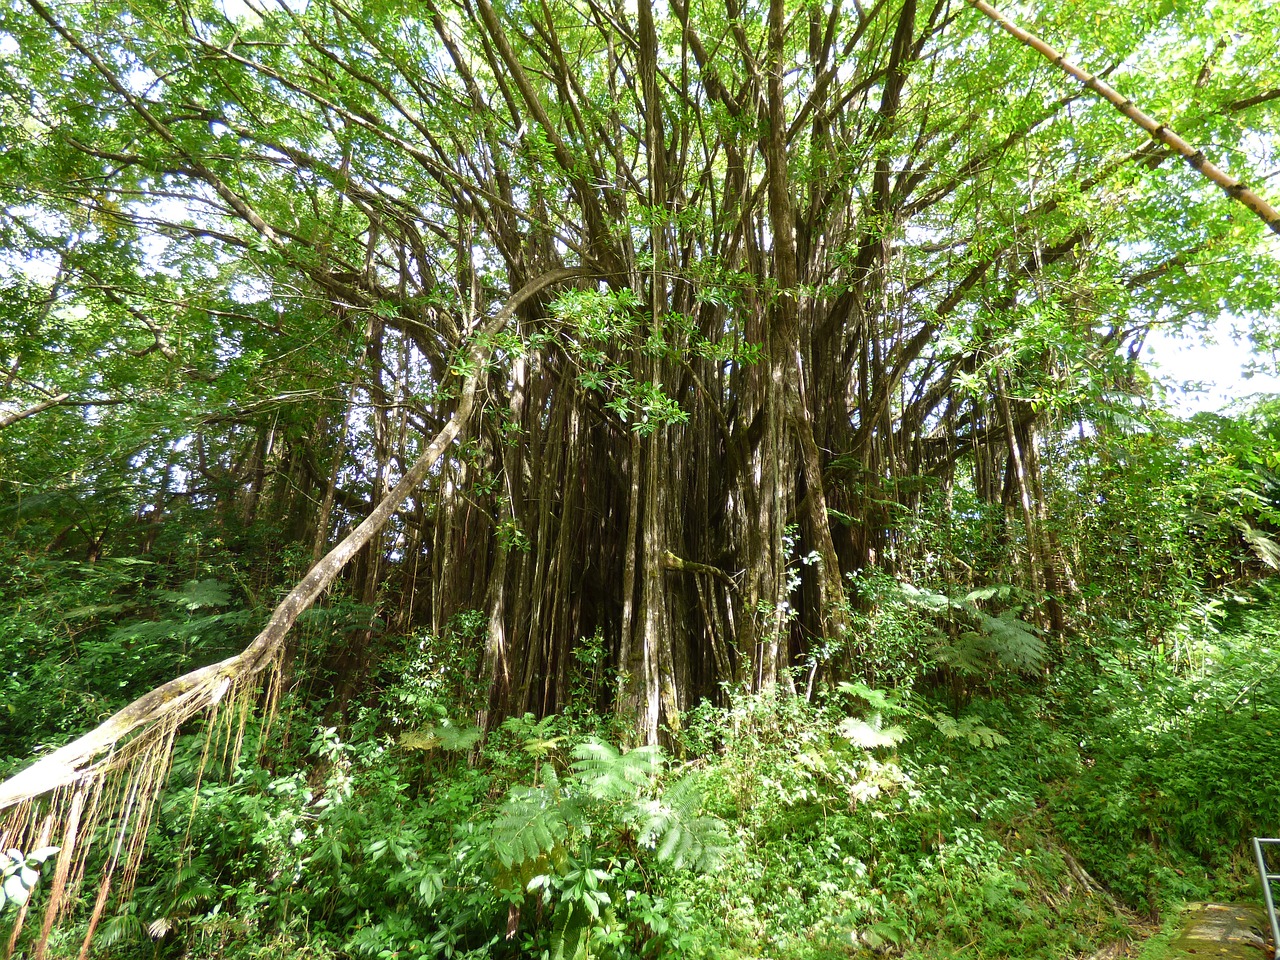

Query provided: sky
[1142,321,1280,415]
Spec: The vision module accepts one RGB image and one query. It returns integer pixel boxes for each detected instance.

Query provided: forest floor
[10,579,1280,959]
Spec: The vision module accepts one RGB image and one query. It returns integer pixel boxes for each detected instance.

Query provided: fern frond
[839,716,907,750]
[837,682,908,716]
[570,740,663,801]
[491,785,567,868]
[977,612,1046,673]
[934,637,989,676]
[636,773,730,872]
[899,582,953,613]
[550,903,590,960]
[929,714,1009,748]
[435,723,482,751]
[962,584,1019,604]
[98,913,146,949]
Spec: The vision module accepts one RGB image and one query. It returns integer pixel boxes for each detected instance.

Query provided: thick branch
[0,393,72,431]
[0,267,589,812]
[968,0,1280,236]
[661,550,738,589]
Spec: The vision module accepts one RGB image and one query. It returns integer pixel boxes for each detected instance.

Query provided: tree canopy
[1,0,1279,953]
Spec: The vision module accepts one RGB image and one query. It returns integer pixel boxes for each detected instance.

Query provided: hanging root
[0,663,280,960]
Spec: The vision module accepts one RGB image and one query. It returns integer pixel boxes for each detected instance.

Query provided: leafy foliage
[0,846,59,914]
[2,0,1280,954]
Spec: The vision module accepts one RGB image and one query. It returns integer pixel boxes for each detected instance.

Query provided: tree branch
[0,266,590,812]
[0,394,73,431]
[968,0,1280,236]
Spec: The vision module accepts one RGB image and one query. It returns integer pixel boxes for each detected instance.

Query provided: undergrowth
[7,583,1280,959]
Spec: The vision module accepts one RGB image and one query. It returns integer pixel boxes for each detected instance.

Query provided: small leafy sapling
[0,846,60,914]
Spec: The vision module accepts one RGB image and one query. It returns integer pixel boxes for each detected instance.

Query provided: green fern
[491,782,568,869]
[97,911,146,950]
[570,739,663,800]
[635,773,730,872]
[939,612,1045,676]
[837,682,910,750]
[837,681,909,715]
[981,611,1046,671]
[837,680,1010,751]
[899,577,1047,677]
[899,582,953,613]
[550,902,590,960]
[962,584,1019,604]
[928,714,1010,748]
[399,722,482,752]
[839,716,908,750]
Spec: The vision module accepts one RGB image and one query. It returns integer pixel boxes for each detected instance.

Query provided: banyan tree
[0,0,1277,949]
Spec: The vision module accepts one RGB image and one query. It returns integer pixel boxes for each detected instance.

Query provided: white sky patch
[218,0,264,23]
[138,235,180,278]
[1143,319,1280,415]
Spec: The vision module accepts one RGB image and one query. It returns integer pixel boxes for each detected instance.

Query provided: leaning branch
[0,394,72,431]
[0,266,589,813]
[967,0,1280,236]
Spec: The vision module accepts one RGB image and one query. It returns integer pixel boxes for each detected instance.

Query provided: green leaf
[899,582,953,613]
[839,717,908,750]
[399,723,481,752]
[2,871,29,906]
[25,846,61,866]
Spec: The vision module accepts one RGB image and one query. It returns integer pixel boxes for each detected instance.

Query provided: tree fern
[837,682,910,749]
[898,579,1046,677]
[837,681,909,715]
[977,611,1047,673]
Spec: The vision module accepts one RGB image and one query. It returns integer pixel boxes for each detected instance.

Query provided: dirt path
[1152,903,1272,959]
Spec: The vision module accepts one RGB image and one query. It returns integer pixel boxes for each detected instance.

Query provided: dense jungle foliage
[2,0,1280,955]
[3,403,1280,959]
